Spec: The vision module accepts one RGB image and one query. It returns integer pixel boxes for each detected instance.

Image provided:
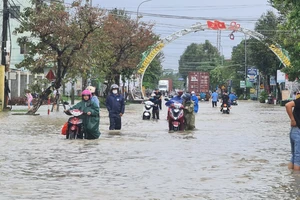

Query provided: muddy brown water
[0,101,299,199]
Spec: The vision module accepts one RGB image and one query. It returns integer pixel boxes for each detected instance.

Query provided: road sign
[270,76,276,86]
[247,68,257,83]
[240,80,246,88]
[46,70,55,81]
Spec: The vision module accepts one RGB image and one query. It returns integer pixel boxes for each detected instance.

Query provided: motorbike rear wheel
[173,126,179,131]
[66,130,76,139]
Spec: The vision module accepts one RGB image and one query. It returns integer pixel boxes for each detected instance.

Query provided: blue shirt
[211,92,218,102]
[200,92,206,99]
[229,94,237,102]
[91,96,100,107]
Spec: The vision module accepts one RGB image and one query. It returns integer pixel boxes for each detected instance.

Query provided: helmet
[182,93,191,101]
[86,86,96,93]
[81,89,92,99]
[110,84,119,90]
[177,90,183,97]
[191,91,195,94]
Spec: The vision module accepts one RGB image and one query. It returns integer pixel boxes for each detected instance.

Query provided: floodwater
[0,100,299,200]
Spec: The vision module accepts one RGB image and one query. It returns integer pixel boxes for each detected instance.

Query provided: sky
[92,0,275,70]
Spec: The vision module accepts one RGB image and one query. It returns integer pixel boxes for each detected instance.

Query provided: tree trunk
[26,85,54,115]
[71,82,75,105]
[276,82,282,101]
[114,74,120,86]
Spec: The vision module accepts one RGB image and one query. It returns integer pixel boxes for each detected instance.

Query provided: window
[10,6,20,19]
[20,43,27,54]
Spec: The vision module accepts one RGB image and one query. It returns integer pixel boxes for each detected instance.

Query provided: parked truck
[158,79,173,96]
[186,71,210,94]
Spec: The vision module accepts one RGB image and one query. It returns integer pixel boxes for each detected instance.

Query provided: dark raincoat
[71,100,100,139]
[183,100,195,130]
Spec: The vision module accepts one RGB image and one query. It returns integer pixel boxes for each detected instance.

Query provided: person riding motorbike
[182,93,195,130]
[200,91,206,101]
[165,90,184,107]
[65,89,101,139]
[220,91,230,112]
[229,92,237,104]
[165,90,184,120]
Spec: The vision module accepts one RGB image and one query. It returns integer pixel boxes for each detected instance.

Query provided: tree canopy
[270,0,300,80]
[231,10,281,94]
[178,40,221,80]
[14,1,159,113]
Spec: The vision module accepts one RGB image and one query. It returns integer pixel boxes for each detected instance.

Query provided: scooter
[168,102,184,131]
[231,100,238,105]
[221,103,230,114]
[267,95,274,104]
[62,102,84,139]
[64,109,84,139]
[142,101,154,120]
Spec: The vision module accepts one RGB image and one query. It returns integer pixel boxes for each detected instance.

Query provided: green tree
[143,52,164,89]
[102,9,158,91]
[15,1,106,114]
[179,40,221,80]
[231,11,281,96]
[269,0,300,80]
[248,11,281,93]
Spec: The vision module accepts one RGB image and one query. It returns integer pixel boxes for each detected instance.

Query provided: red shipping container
[187,71,210,94]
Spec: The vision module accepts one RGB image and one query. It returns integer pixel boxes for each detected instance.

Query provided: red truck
[186,71,210,94]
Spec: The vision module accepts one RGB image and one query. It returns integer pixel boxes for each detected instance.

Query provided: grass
[11,109,28,112]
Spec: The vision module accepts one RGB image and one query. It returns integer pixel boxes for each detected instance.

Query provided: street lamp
[219,44,224,66]
[137,0,151,22]
[135,0,151,99]
[244,34,247,100]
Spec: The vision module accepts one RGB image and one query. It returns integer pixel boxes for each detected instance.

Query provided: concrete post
[17,71,21,97]
[0,66,5,111]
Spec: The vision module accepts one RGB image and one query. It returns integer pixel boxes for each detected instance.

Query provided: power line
[7,0,25,24]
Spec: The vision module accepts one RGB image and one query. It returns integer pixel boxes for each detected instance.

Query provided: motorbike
[231,99,238,105]
[62,102,84,139]
[142,101,154,120]
[168,102,184,131]
[267,95,274,104]
[221,103,230,114]
[64,109,84,139]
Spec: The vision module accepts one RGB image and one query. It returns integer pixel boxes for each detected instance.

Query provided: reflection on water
[0,101,298,199]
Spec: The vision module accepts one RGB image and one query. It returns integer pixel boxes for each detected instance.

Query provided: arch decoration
[133,20,291,99]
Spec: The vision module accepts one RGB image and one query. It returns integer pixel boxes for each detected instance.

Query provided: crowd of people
[62,83,300,173]
[64,84,125,140]
[63,83,240,139]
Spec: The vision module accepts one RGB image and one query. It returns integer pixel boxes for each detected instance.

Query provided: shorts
[290,127,300,166]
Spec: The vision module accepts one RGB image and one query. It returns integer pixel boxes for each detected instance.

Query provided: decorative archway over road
[135,20,291,99]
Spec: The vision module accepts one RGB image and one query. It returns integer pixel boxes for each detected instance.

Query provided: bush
[99,96,106,108]
[238,94,244,100]
[259,90,268,103]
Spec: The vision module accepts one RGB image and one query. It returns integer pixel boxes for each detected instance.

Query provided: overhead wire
[8,0,25,24]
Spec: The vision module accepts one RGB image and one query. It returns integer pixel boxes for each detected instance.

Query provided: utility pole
[1,0,9,109]
[2,0,8,66]
[244,34,247,100]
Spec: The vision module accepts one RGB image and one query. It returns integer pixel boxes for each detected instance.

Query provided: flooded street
[0,100,299,199]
